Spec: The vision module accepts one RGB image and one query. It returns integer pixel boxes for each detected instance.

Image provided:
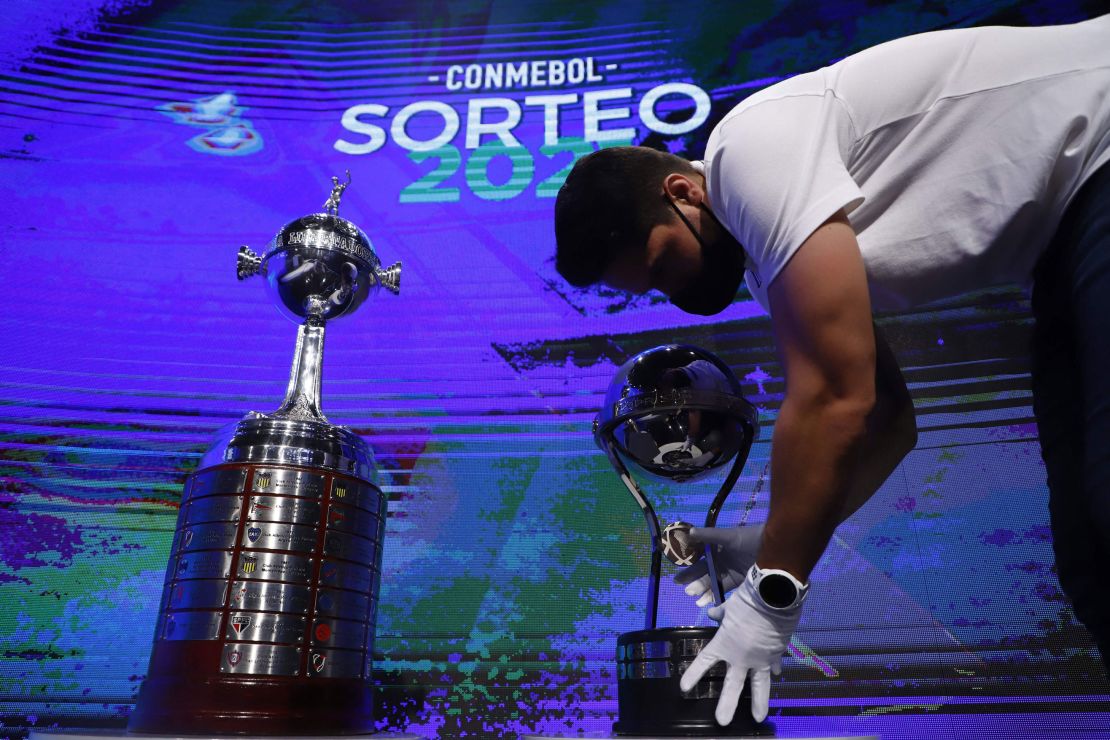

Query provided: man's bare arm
[837,325,917,520]
[757,211,916,581]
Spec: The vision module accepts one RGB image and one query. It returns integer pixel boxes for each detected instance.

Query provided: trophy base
[616,627,774,737]
[127,458,387,737]
[127,671,376,735]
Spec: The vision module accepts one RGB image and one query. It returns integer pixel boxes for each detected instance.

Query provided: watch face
[758,572,798,609]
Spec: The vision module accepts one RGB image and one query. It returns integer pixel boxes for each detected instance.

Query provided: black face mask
[665,198,746,316]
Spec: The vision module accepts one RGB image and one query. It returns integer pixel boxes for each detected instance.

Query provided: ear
[662,172,705,206]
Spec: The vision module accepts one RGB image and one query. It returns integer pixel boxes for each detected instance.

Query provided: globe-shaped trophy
[593,345,765,737]
[128,173,402,735]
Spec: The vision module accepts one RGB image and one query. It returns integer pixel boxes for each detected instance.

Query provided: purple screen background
[1,1,1108,737]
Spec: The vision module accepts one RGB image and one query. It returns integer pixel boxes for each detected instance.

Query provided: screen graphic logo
[158,91,264,156]
[334,55,711,203]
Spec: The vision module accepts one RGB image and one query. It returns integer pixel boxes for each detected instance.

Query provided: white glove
[679,565,803,725]
[674,524,764,608]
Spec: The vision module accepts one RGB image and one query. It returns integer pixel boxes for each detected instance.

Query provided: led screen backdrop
[1,0,1109,737]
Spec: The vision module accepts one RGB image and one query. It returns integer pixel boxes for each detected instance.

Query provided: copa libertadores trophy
[128,172,401,735]
[593,345,766,737]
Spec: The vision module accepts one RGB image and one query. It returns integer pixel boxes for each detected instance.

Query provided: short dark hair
[554,146,698,287]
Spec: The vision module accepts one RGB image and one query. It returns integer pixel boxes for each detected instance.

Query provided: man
[553,15,1110,726]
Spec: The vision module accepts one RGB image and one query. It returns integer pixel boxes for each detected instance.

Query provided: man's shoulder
[706,79,849,166]
[718,70,831,129]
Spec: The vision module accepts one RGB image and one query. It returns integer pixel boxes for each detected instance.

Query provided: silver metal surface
[185,467,248,501]
[681,676,724,700]
[325,504,380,537]
[594,345,758,483]
[323,170,350,216]
[314,588,370,618]
[202,420,378,482]
[132,176,396,734]
[220,643,301,676]
[365,511,385,541]
[308,649,364,679]
[185,495,242,525]
[237,245,263,280]
[178,522,239,553]
[174,551,234,581]
[595,344,760,628]
[235,186,401,326]
[167,579,228,610]
[619,659,726,681]
[322,531,377,566]
[622,641,671,660]
[252,468,326,498]
[318,560,374,593]
[161,611,223,641]
[674,637,712,657]
[330,479,383,515]
[275,321,329,422]
[310,618,367,650]
[620,661,669,679]
[231,175,401,434]
[677,659,726,679]
[226,612,306,643]
[247,494,322,524]
[229,580,312,614]
[236,552,313,583]
[242,521,317,553]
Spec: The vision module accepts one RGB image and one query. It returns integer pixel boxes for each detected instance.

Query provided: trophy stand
[121,176,412,736]
[606,454,758,736]
[521,346,878,740]
[591,345,766,737]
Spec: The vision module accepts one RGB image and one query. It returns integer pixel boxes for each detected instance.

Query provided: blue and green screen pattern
[1,1,1108,737]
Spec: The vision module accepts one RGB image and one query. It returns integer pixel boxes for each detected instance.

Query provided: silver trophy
[128,175,401,735]
[593,344,765,737]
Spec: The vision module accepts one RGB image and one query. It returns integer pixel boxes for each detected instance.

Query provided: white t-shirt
[700,15,1110,313]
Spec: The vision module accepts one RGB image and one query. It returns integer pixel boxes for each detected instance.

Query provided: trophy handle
[375,261,402,295]
[701,421,757,606]
[237,246,263,280]
[601,439,663,632]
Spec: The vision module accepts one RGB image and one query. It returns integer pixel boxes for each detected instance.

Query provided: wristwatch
[748,563,809,610]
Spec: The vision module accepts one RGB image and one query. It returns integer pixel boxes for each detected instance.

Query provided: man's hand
[674,524,764,607]
[680,566,802,725]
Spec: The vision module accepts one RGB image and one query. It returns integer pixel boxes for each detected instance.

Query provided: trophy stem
[274,317,329,423]
[603,442,662,631]
[701,436,755,606]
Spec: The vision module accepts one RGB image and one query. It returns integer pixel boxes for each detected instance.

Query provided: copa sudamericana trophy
[594,345,765,737]
[128,174,401,735]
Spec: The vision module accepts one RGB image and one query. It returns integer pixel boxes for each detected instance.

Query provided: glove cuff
[747,563,809,611]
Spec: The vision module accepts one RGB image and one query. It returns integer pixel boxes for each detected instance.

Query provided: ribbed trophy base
[615,627,773,737]
[129,459,386,736]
